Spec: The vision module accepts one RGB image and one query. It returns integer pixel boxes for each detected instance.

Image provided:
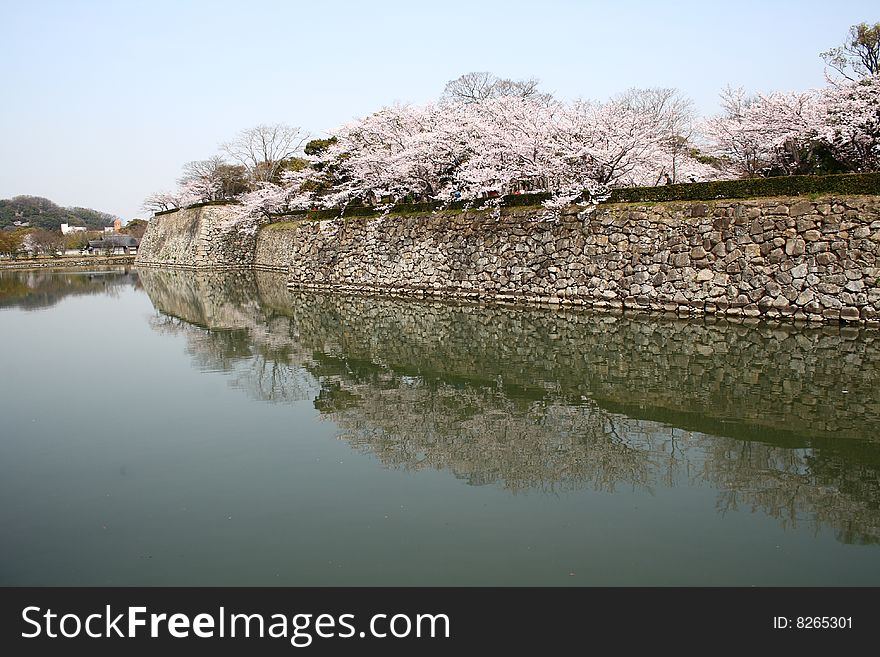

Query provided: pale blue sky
[1,0,876,219]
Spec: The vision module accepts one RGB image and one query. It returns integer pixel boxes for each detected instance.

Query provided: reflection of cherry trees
[233,350,319,403]
[698,438,880,544]
[310,366,880,546]
[147,310,319,403]
[139,270,880,542]
[320,372,656,494]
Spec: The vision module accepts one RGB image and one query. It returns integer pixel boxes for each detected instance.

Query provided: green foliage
[250,157,313,185]
[272,158,312,185]
[122,219,148,239]
[821,22,880,79]
[298,138,342,192]
[0,230,24,256]
[607,173,880,203]
[62,231,92,251]
[280,157,311,172]
[65,206,117,229]
[759,140,853,178]
[304,137,338,156]
[503,192,553,207]
[689,148,723,167]
[215,164,250,198]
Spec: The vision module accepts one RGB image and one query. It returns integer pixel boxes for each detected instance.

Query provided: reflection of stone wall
[261,289,880,443]
[139,269,880,443]
[138,269,880,543]
[138,268,263,329]
[0,256,134,270]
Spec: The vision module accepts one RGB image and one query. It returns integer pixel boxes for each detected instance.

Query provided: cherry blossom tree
[146,70,878,222]
[260,95,716,215]
[142,191,183,214]
[820,74,880,171]
[141,182,203,214]
[179,156,249,201]
[614,87,699,183]
[702,87,823,177]
[143,157,249,215]
[178,158,222,203]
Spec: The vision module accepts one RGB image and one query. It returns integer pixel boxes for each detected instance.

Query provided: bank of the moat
[135,195,880,325]
[0,255,136,270]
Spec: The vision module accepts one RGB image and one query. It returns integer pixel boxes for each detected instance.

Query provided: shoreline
[0,255,136,271]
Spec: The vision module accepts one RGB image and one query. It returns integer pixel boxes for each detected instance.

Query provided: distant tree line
[0,195,116,231]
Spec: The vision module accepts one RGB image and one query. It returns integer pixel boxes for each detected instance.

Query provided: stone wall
[139,194,880,324]
[254,224,300,272]
[279,196,880,324]
[135,205,261,270]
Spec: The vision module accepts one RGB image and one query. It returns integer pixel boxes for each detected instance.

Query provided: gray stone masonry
[136,195,880,325]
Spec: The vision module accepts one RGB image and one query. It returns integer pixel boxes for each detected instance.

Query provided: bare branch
[221,124,310,183]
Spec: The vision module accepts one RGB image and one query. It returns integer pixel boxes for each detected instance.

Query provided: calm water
[1,267,879,586]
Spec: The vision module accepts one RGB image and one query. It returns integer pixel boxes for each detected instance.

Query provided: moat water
[1,267,879,585]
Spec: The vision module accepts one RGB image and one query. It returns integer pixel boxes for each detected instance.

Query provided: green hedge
[607,172,880,203]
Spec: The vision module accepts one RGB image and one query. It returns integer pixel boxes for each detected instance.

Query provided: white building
[60,223,87,235]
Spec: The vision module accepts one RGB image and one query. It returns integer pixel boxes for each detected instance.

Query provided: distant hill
[0,195,116,231]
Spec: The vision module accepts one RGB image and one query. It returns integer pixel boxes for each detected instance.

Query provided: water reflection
[138,269,880,545]
[0,268,140,311]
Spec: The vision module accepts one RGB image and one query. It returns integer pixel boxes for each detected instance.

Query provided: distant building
[60,223,87,235]
[13,220,32,228]
[87,234,140,255]
[103,218,123,234]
